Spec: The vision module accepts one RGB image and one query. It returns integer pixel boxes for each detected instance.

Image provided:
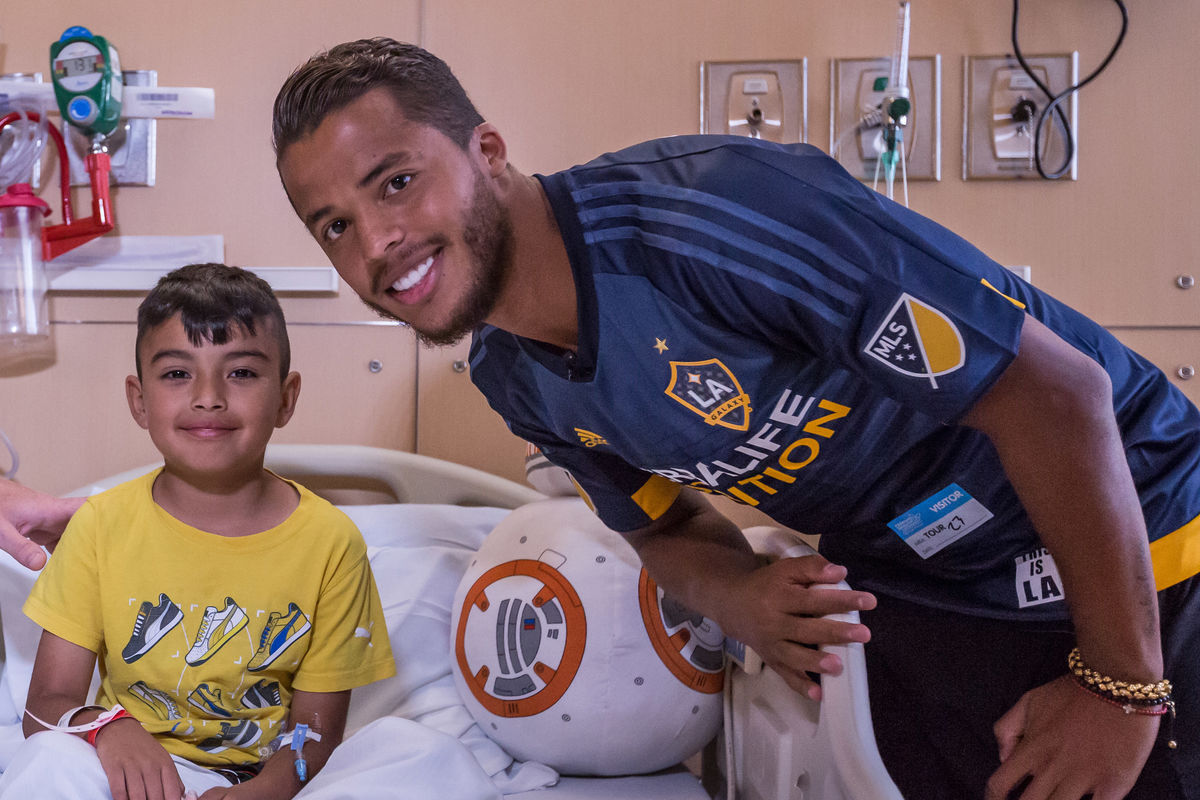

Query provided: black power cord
[1010,0,1129,179]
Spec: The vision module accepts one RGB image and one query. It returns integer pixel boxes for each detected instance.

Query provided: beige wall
[1,1,1197,499]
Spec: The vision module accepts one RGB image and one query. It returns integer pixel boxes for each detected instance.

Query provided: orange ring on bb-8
[455,559,587,718]
[638,570,724,694]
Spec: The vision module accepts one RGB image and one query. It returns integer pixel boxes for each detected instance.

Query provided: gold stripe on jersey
[1149,511,1200,590]
[631,475,682,521]
[981,278,1026,310]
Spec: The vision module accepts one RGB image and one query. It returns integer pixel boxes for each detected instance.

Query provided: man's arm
[623,490,876,699]
[0,479,83,569]
[961,316,1162,800]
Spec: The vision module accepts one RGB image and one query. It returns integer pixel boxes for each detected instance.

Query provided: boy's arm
[26,630,186,800]
[24,629,98,737]
[198,689,350,800]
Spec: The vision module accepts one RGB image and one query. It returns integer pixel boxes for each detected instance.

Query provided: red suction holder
[0,110,115,261]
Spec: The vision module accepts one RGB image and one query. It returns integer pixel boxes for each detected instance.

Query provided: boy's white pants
[0,718,504,800]
[0,731,231,798]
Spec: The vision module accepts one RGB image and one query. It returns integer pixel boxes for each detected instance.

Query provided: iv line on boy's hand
[272,712,322,783]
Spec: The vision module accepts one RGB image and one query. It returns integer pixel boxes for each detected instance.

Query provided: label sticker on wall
[887,483,993,559]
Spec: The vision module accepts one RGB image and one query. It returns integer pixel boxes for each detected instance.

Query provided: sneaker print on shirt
[240,679,283,709]
[185,596,248,666]
[186,682,233,718]
[129,680,181,720]
[122,593,184,663]
[196,719,262,753]
[248,602,311,672]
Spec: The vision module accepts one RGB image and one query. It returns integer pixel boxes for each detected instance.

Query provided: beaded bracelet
[1067,647,1172,705]
[1068,647,1178,749]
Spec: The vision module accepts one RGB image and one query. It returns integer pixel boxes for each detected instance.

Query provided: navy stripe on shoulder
[570,181,867,328]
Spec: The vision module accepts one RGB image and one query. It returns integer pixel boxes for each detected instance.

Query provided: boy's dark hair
[271,37,484,161]
[135,263,290,379]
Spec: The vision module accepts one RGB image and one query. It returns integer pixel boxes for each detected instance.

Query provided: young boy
[0,263,396,799]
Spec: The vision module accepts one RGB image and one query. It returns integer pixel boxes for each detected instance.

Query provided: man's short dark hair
[135,263,290,379]
[271,37,484,160]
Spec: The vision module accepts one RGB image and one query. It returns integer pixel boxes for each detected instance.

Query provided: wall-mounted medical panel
[64,69,156,187]
[963,53,1078,180]
[830,55,941,182]
[701,60,806,143]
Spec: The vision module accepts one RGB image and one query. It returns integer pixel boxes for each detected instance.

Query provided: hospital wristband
[86,708,133,746]
[58,704,106,728]
[24,704,135,740]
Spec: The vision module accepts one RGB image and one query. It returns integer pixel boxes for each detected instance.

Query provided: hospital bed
[0,444,900,799]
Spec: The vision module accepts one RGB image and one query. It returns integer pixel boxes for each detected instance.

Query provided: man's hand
[0,478,83,569]
[986,676,1160,800]
[623,491,875,700]
[723,554,875,699]
[94,716,187,800]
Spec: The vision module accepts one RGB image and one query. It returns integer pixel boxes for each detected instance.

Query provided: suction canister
[0,183,52,349]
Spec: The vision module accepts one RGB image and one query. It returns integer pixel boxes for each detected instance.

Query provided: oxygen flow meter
[49,26,123,140]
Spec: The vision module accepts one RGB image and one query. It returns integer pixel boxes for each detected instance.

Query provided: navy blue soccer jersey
[468,135,1200,619]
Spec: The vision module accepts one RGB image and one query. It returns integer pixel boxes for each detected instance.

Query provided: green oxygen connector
[885,96,911,124]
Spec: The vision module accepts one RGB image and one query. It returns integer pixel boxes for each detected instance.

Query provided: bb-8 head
[451,497,725,775]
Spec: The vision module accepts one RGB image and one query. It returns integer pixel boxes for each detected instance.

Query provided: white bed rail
[727,527,903,800]
[67,443,546,509]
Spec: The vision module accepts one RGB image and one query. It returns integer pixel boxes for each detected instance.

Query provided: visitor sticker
[887,484,993,559]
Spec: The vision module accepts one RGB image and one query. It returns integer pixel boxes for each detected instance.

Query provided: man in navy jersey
[266,39,1197,800]
[4,36,1191,799]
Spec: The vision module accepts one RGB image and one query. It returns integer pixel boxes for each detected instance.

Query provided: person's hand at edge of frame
[0,478,84,570]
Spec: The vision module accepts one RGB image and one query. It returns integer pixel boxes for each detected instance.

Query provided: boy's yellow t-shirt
[24,470,396,766]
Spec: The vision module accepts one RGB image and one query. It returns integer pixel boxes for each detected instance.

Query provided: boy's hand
[94,717,187,800]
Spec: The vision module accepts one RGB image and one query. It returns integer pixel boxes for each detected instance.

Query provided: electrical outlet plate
[64,68,157,187]
[701,60,807,143]
[830,55,941,182]
[963,53,1078,180]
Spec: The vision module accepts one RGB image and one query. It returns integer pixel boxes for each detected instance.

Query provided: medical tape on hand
[272,724,323,783]
[25,704,132,735]
[272,724,323,746]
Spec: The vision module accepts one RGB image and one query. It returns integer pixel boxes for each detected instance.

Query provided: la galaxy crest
[864,294,965,388]
[665,359,751,431]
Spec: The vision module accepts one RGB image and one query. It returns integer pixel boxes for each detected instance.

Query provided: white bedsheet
[0,719,507,800]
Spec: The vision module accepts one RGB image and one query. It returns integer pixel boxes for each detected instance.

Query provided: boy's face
[125,315,300,484]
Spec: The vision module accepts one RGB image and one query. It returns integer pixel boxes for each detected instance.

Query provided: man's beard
[365,171,514,348]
